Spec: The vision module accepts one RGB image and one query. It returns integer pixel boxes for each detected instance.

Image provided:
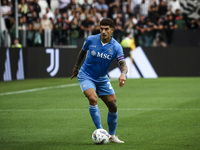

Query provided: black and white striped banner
[180,0,200,19]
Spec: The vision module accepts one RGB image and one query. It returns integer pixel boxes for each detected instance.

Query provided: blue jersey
[78,34,124,79]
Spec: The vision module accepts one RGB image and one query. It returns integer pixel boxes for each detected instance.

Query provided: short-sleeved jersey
[78,34,124,79]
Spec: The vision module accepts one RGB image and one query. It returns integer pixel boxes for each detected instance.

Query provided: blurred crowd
[1,0,200,47]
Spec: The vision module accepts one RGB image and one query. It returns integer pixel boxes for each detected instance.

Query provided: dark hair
[100,18,114,28]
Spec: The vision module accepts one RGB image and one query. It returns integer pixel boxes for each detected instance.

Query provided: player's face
[100,25,114,43]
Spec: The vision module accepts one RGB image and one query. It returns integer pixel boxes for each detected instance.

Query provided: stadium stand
[0,0,199,48]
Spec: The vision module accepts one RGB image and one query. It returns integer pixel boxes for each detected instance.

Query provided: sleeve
[82,37,90,51]
[116,44,125,62]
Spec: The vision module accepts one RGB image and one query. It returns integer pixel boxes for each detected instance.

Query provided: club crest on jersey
[91,50,96,56]
[108,48,113,53]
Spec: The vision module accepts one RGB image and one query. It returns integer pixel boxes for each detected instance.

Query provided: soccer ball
[92,129,110,144]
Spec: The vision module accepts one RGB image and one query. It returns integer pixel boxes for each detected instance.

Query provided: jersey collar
[98,33,114,44]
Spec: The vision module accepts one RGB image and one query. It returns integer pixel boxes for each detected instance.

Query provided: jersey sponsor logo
[91,45,96,47]
[97,52,112,60]
[46,49,59,77]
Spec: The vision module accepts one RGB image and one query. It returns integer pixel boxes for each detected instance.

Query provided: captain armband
[117,55,125,62]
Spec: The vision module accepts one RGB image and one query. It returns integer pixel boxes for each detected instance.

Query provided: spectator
[153,35,167,47]
[45,7,55,21]
[54,13,70,45]
[164,14,177,44]
[99,11,108,21]
[128,0,142,15]
[198,19,200,29]
[58,0,70,13]
[113,16,124,43]
[110,5,118,21]
[80,15,95,39]
[27,23,34,46]
[187,18,199,30]
[11,38,22,48]
[80,8,90,21]
[90,7,101,23]
[91,0,99,9]
[158,0,168,18]
[54,8,62,24]
[125,13,138,35]
[18,0,28,16]
[69,11,81,45]
[1,0,12,30]
[153,16,165,44]
[168,0,181,14]
[81,0,92,12]
[41,13,53,31]
[135,15,146,46]
[139,0,150,18]
[18,16,28,31]
[96,0,109,14]
[148,5,159,24]
[175,13,186,30]
[149,0,159,7]
[67,0,82,14]
[92,21,101,35]
[32,17,42,46]
[144,19,156,47]
[29,0,41,17]
[106,0,119,18]
[68,10,76,22]
[33,17,42,32]
[27,5,37,23]
[154,16,164,36]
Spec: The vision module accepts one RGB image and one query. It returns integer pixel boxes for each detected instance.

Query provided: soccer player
[71,18,128,143]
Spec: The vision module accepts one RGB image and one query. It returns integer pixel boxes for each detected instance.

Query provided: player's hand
[119,73,126,87]
[71,67,79,79]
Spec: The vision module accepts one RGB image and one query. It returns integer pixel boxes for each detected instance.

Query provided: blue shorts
[78,74,115,97]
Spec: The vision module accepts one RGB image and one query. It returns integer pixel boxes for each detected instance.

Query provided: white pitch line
[0,79,118,96]
[0,108,200,112]
[0,83,79,96]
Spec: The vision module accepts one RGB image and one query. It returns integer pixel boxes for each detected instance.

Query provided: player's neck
[101,37,111,44]
[101,41,108,46]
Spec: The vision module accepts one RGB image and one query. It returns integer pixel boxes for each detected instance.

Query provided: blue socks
[107,111,118,135]
[89,105,118,135]
[89,105,103,129]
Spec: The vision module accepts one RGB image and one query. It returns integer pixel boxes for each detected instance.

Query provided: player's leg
[84,88,103,129]
[97,79,117,135]
[100,95,124,143]
[100,94,117,135]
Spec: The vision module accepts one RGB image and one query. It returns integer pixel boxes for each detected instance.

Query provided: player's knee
[88,95,98,105]
[108,100,117,112]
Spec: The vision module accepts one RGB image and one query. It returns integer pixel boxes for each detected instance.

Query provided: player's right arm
[71,49,87,79]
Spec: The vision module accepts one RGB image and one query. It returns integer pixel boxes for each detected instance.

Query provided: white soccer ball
[92,129,110,144]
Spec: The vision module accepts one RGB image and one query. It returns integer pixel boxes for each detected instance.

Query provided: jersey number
[107,82,113,89]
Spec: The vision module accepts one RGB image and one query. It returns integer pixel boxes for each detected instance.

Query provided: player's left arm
[118,59,128,87]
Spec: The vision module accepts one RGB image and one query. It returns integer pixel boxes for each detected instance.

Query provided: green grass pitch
[0,77,200,150]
